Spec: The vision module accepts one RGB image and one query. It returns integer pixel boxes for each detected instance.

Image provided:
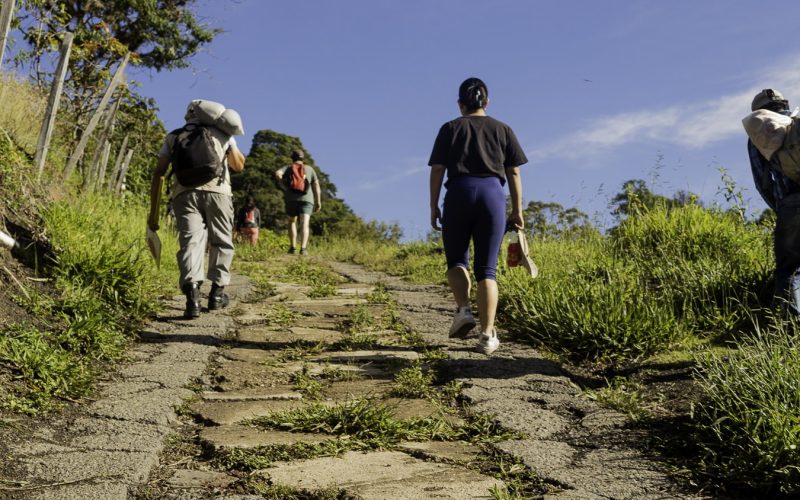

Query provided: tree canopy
[12,0,217,186]
[234,129,401,241]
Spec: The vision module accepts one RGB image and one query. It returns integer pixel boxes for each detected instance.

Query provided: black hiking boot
[182,282,201,319]
[208,283,230,311]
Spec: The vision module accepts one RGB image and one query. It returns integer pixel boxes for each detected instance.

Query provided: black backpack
[170,124,224,187]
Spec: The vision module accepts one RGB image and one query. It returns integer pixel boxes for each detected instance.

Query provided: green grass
[584,376,646,422]
[248,399,513,449]
[690,317,800,496]
[390,365,435,398]
[0,194,174,413]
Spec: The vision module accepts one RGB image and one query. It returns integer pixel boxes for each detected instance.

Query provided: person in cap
[274,149,321,255]
[428,77,528,355]
[748,89,800,316]
[147,100,246,319]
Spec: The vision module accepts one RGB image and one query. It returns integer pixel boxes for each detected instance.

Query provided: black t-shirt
[428,115,528,184]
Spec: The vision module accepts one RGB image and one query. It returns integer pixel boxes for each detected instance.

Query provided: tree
[15,0,218,179]
[234,129,398,240]
[609,179,698,221]
[523,200,596,240]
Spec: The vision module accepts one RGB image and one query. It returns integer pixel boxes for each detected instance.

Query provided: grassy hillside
[0,74,174,414]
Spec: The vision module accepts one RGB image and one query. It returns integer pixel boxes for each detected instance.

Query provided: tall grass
[0,73,47,154]
[317,237,445,285]
[692,318,800,496]
[0,192,175,413]
[498,203,773,362]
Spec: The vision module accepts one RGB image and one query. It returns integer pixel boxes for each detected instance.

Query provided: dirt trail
[1,257,698,499]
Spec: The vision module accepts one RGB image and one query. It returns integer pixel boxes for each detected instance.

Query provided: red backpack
[285,162,309,193]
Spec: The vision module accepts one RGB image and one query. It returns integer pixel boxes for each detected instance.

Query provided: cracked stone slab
[89,387,195,426]
[199,425,333,453]
[287,297,368,308]
[321,379,393,401]
[201,389,303,402]
[20,449,156,484]
[29,481,130,500]
[192,400,331,426]
[218,346,278,363]
[312,350,420,364]
[398,441,483,463]
[261,450,504,499]
[335,285,376,296]
[67,417,171,453]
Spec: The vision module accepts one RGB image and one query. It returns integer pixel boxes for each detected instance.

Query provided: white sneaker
[448,306,476,338]
[478,329,500,355]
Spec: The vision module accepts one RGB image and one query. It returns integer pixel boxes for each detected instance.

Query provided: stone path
[0,256,700,499]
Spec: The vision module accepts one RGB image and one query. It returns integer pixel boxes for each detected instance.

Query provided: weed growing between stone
[390,365,435,398]
[481,448,545,499]
[262,304,298,327]
[584,376,647,422]
[277,340,325,362]
[248,399,516,448]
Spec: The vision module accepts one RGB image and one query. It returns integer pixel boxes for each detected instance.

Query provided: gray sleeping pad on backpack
[775,118,800,185]
[184,100,245,137]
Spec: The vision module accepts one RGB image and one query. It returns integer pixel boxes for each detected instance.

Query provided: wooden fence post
[84,95,121,190]
[107,134,129,191]
[34,31,73,180]
[62,53,129,182]
[94,141,111,191]
[0,0,15,69]
[115,148,134,194]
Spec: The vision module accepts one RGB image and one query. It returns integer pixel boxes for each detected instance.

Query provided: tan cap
[751,89,788,111]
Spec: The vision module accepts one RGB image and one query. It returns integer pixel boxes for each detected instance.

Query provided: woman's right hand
[430,206,442,231]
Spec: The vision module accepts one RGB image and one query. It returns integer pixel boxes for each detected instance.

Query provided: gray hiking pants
[172,191,234,289]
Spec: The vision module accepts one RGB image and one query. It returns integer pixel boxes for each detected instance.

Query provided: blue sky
[132,0,800,239]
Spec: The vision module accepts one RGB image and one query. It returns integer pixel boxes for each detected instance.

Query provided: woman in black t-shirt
[428,77,528,355]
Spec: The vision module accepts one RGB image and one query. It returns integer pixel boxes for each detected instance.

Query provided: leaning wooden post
[0,0,16,69]
[107,134,129,191]
[35,31,73,180]
[62,53,129,182]
[85,95,121,190]
[115,148,134,194]
[94,141,111,191]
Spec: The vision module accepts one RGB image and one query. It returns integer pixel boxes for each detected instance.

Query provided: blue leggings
[442,176,506,281]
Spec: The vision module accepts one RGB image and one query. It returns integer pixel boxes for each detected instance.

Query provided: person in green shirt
[275,150,321,255]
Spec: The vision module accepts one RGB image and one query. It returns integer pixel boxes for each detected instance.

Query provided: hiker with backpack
[274,149,321,255]
[235,197,261,245]
[745,89,800,316]
[428,77,528,355]
[147,100,246,319]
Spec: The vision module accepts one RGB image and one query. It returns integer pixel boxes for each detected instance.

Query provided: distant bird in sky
[583,79,593,83]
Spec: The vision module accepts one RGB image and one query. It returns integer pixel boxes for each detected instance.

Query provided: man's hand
[314,201,321,213]
[147,217,159,232]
